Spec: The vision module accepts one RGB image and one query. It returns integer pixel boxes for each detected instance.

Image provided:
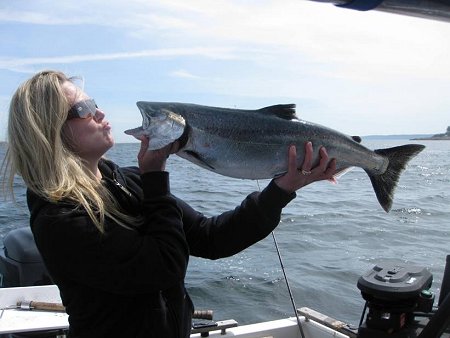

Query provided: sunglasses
[67,99,98,120]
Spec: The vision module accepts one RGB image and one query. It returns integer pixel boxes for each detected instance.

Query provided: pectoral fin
[183,150,215,170]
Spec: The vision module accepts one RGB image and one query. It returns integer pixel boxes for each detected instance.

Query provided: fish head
[124,101,186,150]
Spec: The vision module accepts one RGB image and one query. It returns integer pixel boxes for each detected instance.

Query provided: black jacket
[27,159,295,338]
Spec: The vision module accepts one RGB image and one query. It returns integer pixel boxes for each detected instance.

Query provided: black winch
[357,261,434,338]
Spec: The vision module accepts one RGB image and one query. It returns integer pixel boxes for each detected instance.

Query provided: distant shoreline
[410,127,450,140]
[411,136,450,140]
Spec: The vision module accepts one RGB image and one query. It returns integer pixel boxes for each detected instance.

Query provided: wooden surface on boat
[0,285,68,334]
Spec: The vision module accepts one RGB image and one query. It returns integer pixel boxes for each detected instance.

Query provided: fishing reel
[357,259,450,338]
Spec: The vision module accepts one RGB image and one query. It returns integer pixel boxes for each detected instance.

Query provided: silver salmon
[125,102,425,212]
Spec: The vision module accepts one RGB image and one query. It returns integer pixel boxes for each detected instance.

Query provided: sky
[1,0,450,143]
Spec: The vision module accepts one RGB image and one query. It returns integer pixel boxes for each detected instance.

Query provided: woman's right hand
[137,137,179,174]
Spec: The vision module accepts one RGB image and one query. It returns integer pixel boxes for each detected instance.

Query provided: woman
[2,70,336,338]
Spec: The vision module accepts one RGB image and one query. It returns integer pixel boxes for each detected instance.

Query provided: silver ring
[300,169,312,176]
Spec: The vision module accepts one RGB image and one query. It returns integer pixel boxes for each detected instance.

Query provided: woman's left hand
[274,142,337,194]
[137,137,179,174]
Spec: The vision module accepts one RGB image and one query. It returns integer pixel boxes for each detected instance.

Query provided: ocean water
[0,139,449,327]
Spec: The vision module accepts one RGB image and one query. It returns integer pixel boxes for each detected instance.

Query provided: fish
[124,102,425,212]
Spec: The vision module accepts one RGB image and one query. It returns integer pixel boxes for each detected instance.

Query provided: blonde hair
[2,70,133,232]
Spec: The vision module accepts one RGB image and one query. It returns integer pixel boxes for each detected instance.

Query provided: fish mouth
[123,101,154,137]
[125,101,187,149]
[138,107,150,130]
[124,126,144,137]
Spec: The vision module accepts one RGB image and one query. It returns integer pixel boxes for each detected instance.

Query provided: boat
[0,280,355,338]
[1,1,450,337]
[1,222,450,337]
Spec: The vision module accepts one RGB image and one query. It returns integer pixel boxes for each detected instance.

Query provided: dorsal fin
[352,136,362,143]
[257,104,297,120]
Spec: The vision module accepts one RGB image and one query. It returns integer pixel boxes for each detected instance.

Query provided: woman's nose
[93,108,105,122]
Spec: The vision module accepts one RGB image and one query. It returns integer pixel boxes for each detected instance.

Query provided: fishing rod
[271,231,306,338]
[255,180,306,337]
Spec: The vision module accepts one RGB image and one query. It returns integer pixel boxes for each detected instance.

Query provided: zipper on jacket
[111,172,133,197]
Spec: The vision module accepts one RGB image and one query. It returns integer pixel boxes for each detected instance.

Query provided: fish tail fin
[365,144,425,212]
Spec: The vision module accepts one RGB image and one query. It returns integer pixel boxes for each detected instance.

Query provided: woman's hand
[137,137,179,174]
[274,142,337,194]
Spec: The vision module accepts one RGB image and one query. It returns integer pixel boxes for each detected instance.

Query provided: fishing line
[255,180,306,338]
